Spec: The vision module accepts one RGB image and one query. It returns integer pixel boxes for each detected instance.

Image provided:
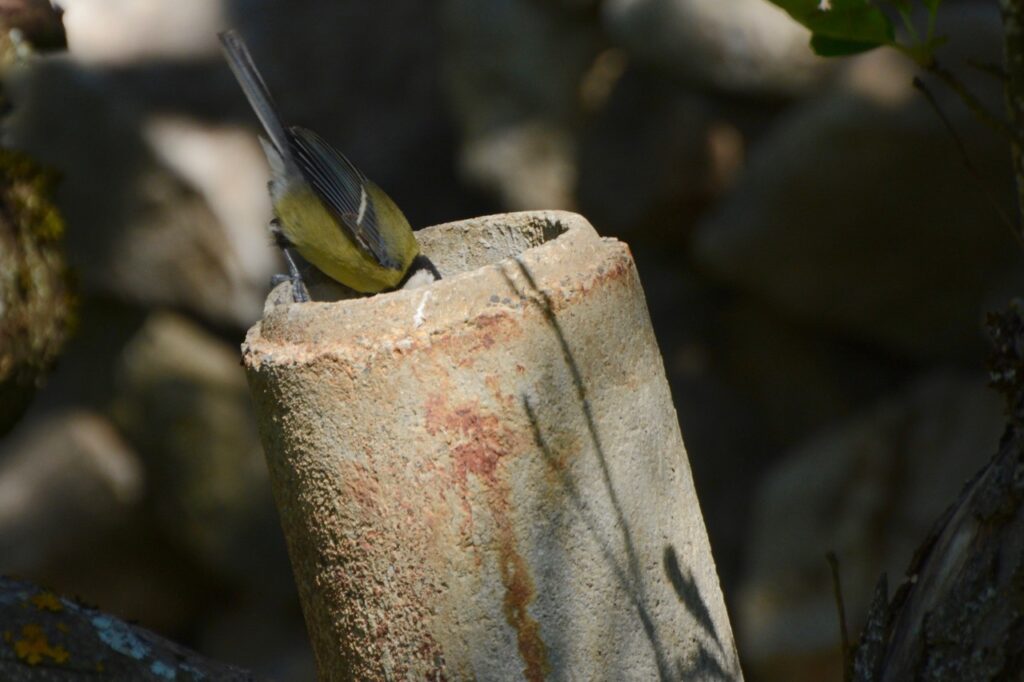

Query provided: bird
[219,29,440,302]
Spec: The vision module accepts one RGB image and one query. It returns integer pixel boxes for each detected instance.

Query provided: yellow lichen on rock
[30,591,63,612]
[13,623,69,665]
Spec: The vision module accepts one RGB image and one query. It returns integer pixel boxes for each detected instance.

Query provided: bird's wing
[287,126,401,270]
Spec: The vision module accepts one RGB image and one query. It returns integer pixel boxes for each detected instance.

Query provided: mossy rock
[0,149,73,435]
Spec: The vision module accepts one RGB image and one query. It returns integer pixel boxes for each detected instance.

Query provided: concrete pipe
[243,211,742,681]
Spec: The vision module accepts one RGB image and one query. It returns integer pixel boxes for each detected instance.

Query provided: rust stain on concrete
[424,391,551,680]
[499,540,551,682]
[541,248,634,313]
[425,393,512,487]
[410,309,522,369]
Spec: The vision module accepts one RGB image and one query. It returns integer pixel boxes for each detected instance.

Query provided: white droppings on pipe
[413,291,431,328]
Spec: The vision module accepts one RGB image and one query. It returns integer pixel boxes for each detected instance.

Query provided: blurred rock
[110,311,291,598]
[460,121,578,210]
[57,0,223,63]
[440,0,603,210]
[29,520,225,637]
[0,149,73,436]
[2,400,264,650]
[693,5,1017,362]
[17,298,146,420]
[0,410,143,574]
[441,0,601,134]
[601,0,829,95]
[103,310,309,672]
[715,299,912,448]
[142,114,278,313]
[577,67,733,245]
[5,56,271,326]
[737,370,1004,681]
[0,0,66,51]
[199,600,316,682]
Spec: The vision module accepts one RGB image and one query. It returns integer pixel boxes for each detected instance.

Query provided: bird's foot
[270,272,310,303]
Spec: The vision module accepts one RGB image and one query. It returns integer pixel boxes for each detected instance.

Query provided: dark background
[1,0,1016,679]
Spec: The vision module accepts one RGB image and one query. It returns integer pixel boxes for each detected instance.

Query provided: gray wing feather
[287,127,400,269]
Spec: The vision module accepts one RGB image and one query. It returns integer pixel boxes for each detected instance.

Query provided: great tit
[219,30,439,302]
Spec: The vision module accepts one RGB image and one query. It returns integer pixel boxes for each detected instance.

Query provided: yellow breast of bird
[273,186,416,293]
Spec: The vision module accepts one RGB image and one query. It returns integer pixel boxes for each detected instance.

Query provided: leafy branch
[766,1,1014,140]
[766,0,1023,243]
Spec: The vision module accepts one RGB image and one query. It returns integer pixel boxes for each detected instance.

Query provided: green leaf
[809,34,884,57]
[923,0,942,12]
[767,0,895,47]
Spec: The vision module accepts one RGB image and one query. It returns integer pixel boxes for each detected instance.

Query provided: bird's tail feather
[219,29,291,157]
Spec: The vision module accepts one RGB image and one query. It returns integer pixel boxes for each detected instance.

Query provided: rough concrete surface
[243,211,741,681]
